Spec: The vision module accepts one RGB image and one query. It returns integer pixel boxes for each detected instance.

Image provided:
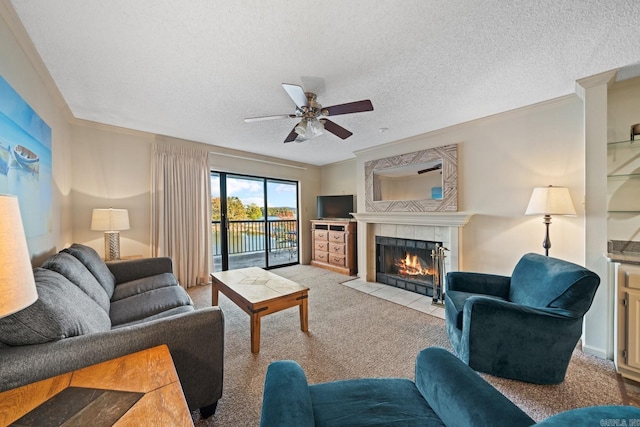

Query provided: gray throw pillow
[62,243,116,298]
[41,252,110,314]
[0,268,111,346]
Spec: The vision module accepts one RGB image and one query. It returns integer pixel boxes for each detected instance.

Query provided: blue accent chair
[445,253,600,384]
[260,346,640,426]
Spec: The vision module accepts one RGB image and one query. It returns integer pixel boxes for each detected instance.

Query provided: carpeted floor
[187,264,638,426]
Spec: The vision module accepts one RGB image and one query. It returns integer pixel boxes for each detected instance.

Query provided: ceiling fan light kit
[245,83,373,143]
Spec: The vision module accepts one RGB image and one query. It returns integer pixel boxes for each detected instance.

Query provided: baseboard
[582,343,611,360]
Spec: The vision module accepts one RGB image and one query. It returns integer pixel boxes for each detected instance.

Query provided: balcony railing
[211,219,297,256]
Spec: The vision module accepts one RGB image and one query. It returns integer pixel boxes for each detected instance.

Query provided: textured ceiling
[9,0,640,166]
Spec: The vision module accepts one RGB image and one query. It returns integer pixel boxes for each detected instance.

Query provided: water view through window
[211,172,299,271]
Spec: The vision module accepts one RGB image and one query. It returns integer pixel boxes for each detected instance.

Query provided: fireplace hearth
[376,236,444,299]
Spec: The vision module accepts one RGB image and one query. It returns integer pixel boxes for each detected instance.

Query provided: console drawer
[314,230,329,241]
[328,232,345,243]
[315,251,329,262]
[328,243,345,255]
[314,241,329,252]
[329,254,346,267]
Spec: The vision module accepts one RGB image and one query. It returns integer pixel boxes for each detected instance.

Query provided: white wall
[70,123,154,258]
[319,159,357,196]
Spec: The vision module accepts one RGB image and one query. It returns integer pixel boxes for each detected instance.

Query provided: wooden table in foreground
[0,345,193,426]
[211,267,309,353]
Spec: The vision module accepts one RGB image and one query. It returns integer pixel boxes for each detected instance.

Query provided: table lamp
[91,208,130,261]
[0,194,38,317]
[525,185,576,256]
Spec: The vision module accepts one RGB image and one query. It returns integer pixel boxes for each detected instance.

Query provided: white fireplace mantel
[351,212,474,227]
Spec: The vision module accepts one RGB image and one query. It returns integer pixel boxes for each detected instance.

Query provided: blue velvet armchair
[260,346,640,426]
[445,253,600,384]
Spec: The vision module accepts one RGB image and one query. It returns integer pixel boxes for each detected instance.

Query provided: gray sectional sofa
[0,243,224,418]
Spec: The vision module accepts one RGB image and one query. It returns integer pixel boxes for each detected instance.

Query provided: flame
[394,252,433,276]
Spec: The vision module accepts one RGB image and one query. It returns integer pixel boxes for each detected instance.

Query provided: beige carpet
[187,265,636,426]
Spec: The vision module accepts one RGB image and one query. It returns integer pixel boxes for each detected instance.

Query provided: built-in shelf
[608,173,640,179]
[608,138,640,219]
[608,139,640,147]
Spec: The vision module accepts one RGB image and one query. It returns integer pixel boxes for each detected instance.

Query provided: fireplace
[351,211,474,304]
[376,236,445,301]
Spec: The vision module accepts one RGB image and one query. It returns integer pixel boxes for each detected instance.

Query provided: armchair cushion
[536,406,640,426]
[310,379,443,426]
[446,290,506,330]
[446,271,511,298]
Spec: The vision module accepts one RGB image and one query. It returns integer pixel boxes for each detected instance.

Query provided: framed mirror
[365,144,457,212]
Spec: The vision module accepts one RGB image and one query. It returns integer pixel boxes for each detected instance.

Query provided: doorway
[211,172,299,271]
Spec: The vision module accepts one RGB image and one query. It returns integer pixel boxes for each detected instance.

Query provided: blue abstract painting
[0,76,52,238]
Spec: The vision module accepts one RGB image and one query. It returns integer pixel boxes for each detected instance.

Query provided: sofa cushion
[0,268,111,346]
[62,243,116,298]
[111,273,179,301]
[109,286,193,327]
[41,252,110,314]
[309,378,444,426]
[111,305,195,329]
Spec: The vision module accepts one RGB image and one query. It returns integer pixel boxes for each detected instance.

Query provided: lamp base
[104,231,121,261]
[542,214,552,256]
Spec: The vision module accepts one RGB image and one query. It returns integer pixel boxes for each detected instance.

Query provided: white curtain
[151,142,211,288]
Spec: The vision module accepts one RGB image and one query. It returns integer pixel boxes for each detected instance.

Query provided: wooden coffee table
[211,267,309,353]
[0,345,193,426]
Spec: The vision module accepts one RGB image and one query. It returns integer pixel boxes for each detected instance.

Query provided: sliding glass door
[211,172,299,271]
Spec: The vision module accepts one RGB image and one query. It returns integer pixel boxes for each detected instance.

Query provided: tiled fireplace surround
[351,212,474,286]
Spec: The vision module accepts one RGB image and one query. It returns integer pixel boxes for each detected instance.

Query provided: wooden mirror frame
[364,144,458,212]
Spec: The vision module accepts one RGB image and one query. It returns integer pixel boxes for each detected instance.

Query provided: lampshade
[90,208,130,231]
[0,194,38,318]
[525,186,576,216]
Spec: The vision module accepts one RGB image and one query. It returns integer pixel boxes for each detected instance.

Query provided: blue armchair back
[509,253,600,316]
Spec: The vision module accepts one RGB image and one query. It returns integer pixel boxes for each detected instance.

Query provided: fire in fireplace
[376,236,446,303]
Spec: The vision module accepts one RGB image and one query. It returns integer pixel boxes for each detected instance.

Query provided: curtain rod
[209,151,308,170]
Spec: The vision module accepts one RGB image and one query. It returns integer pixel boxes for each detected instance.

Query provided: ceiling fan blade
[282,83,309,109]
[284,125,299,143]
[321,119,353,140]
[324,100,373,116]
[244,114,296,123]
[417,164,443,174]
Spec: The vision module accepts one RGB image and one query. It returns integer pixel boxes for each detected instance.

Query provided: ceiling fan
[244,83,373,143]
